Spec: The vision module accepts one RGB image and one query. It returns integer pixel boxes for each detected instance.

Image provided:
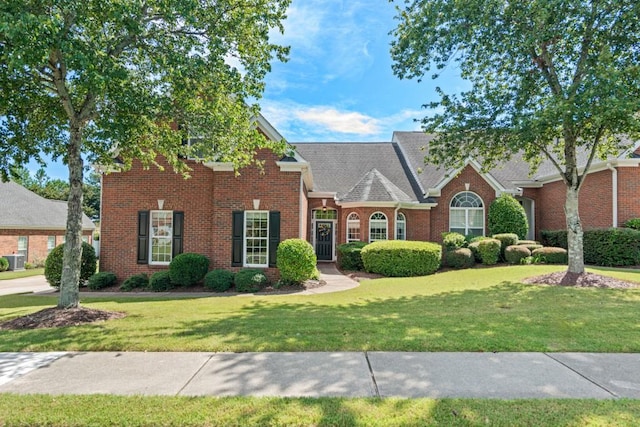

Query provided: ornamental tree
[390,0,640,274]
[0,0,290,308]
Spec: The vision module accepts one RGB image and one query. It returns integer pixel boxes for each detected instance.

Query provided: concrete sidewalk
[0,275,52,296]
[1,351,639,398]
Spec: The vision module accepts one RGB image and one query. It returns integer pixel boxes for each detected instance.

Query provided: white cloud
[295,107,380,135]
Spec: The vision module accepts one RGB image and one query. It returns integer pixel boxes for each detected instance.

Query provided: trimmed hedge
[445,248,475,269]
[518,243,543,252]
[442,232,466,251]
[540,230,568,250]
[541,228,640,266]
[361,240,442,277]
[120,273,149,291]
[44,242,97,289]
[518,240,539,246]
[492,233,519,260]
[169,253,210,287]
[505,245,531,265]
[477,239,501,265]
[276,239,317,284]
[337,242,368,271]
[235,269,268,293]
[204,269,235,292]
[149,271,175,292]
[532,247,568,264]
[488,194,528,239]
[0,257,8,272]
[86,272,117,290]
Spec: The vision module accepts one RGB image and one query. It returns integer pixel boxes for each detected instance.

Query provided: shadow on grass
[1,282,639,352]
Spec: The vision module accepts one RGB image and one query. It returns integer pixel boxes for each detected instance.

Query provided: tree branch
[537,139,569,186]
[577,125,605,190]
[48,49,76,121]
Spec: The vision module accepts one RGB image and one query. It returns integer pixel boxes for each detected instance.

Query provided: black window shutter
[232,211,244,266]
[268,211,280,267]
[137,211,149,264]
[172,211,184,258]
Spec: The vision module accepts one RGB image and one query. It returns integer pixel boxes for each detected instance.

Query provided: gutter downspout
[394,205,400,240]
[607,163,618,227]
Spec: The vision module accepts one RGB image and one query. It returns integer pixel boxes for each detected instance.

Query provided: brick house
[99,115,640,280]
[0,181,95,265]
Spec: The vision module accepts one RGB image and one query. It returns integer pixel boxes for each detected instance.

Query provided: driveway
[0,275,53,296]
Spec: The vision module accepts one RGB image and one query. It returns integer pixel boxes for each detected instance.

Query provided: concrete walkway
[1,351,639,398]
[0,275,52,296]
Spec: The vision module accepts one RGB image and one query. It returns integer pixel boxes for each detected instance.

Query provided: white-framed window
[369,212,388,242]
[17,236,28,259]
[396,213,406,240]
[244,211,269,267]
[346,212,360,242]
[47,236,56,254]
[450,192,484,237]
[150,210,173,265]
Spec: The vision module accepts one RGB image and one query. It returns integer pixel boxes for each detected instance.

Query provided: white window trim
[149,210,173,266]
[369,212,388,243]
[17,236,28,258]
[243,210,269,268]
[449,192,485,236]
[396,212,406,240]
[47,236,56,254]
[346,212,361,243]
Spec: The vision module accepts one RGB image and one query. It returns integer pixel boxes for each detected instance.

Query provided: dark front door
[315,221,333,261]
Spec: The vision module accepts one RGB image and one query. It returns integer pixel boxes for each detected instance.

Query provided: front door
[315,221,334,261]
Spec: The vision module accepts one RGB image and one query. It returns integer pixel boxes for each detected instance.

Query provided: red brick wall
[100,150,302,281]
[430,165,497,241]
[617,166,640,225]
[0,231,90,264]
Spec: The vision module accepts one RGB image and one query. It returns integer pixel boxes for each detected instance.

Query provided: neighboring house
[0,181,95,264]
[99,115,640,280]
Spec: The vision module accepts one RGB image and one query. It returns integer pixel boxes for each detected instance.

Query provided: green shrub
[540,230,568,249]
[518,243,543,252]
[532,247,568,264]
[0,257,8,272]
[467,241,482,262]
[583,228,640,266]
[86,272,117,290]
[337,242,368,271]
[624,218,640,230]
[445,248,475,269]
[276,239,317,284]
[148,271,175,292]
[442,232,466,251]
[234,269,269,293]
[120,273,149,291]
[477,239,501,265]
[204,269,235,292]
[504,245,531,265]
[492,233,519,260]
[361,240,442,277]
[518,240,539,246]
[468,235,491,243]
[44,242,97,289]
[169,253,210,287]
[488,194,528,239]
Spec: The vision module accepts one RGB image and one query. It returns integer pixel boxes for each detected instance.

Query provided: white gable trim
[426,158,506,197]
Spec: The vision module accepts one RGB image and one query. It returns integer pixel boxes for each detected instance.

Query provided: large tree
[0,0,290,308]
[390,0,640,274]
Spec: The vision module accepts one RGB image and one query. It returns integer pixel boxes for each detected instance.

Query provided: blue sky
[35,0,467,179]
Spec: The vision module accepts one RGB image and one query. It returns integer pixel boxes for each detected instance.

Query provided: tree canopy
[0,0,291,307]
[391,0,640,273]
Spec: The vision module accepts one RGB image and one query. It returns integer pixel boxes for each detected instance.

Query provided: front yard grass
[1,265,639,353]
[0,268,44,280]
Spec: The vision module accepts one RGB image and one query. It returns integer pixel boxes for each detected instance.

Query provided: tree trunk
[564,185,585,274]
[58,124,85,308]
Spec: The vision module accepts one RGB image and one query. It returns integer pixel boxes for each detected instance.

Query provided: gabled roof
[0,181,95,231]
[340,168,414,203]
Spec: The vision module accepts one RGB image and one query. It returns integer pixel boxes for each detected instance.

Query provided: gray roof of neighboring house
[0,181,95,230]
[295,142,424,202]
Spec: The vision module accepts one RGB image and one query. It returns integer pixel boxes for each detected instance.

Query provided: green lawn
[1,265,639,353]
[0,268,44,280]
[0,395,639,426]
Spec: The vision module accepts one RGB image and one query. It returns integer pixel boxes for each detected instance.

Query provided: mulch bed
[522,271,640,289]
[0,307,126,331]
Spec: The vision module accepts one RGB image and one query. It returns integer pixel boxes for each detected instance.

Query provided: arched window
[450,192,484,237]
[396,212,406,240]
[369,212,388,242]
[346,212,360,242]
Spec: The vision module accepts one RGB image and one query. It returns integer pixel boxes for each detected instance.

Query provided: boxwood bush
[518,243,543,252]
[477,239,501,265]
[276,238,317,284]
[505,245,531,265]
[442,232,466,251]
[492,233,519,260]
[148,270,175,292]
[44,242,97,289]
[120,273,149,291]
[169,253,210,287]
[204,269,235,292]
[540,230,568,249]
[361,240,441,277]
[86,272,117,290]
[234,269,269,293]
[445,248,475,269]
[337,242,368,271]
[488,194,528,239]
[0,257,8,272]
[532,247,568,264]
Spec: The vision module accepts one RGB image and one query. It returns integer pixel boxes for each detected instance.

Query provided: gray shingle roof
[340,168,414,203]
[0,181,95,230]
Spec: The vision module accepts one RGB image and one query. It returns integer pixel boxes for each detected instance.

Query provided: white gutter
[393,205,400,239]
[607,163,618,227]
